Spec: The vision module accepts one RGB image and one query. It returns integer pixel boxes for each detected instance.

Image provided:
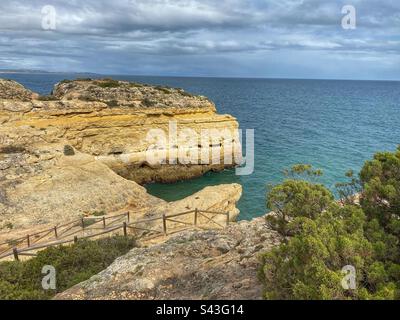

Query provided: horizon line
[0,69,399,82]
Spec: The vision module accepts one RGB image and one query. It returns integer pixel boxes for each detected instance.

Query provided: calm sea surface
[3,73,400,220]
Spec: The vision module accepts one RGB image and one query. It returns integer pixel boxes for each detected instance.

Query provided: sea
[2,72,400,220]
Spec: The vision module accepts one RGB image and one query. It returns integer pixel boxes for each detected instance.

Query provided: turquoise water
[4,73,400,220]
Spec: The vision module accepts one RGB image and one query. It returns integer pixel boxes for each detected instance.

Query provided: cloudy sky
[0,0,399,80]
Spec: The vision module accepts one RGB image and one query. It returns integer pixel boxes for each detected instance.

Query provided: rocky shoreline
[0,78,241,231]
[0,78,276,301]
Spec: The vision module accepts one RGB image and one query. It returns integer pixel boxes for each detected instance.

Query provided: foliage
[261,205,374,299]
[335,170,362,205]
[155,86,173,94]
[105,100,119,107]
[360,147,400,229]
[266,179,334,238]
[0,236,136,300]
[92,211,106,217]
[283,164,323,182]
[142,98,157,107]
[262,148,400,300]
[96,79,121,88]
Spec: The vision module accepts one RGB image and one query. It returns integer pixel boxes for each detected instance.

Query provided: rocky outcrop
[0,78,241,184]
[56,215,280,300]
[0,79,38,101]
[0,78,242,231]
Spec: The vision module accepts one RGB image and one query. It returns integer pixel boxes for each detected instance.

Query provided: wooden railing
[0,209,230,261]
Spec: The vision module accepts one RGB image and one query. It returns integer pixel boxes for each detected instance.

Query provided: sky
[0,0,399,80]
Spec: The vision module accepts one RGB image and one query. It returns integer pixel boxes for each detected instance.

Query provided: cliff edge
[0,78,241,231]
[56,215,280,300]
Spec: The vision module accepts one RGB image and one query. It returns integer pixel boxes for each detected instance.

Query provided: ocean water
[3,73,400,220]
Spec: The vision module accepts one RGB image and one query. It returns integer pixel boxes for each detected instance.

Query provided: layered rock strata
[0,78,241,230]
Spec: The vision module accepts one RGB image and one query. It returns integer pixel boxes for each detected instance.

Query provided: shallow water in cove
[4,73,400,220]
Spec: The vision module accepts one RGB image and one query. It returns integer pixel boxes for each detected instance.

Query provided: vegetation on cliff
[0,236,136,300]
[261,147,400,300]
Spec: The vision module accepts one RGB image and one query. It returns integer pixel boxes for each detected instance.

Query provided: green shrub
[0,236,136,300]
[4,223,13,230]
[82,218,97,228]
[129,82,144,88]
[142,98,157,107]
[261,148,400,300]
[105,100,119,107]
[180,91,193,97]
[266,178,334,238]
[155,86,172,94]
[96,79,121,88]
[92,211,106,217]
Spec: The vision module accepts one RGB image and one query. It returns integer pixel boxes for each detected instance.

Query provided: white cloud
[0,0,398,79]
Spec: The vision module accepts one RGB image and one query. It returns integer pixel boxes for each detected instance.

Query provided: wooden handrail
[0,209,231,261]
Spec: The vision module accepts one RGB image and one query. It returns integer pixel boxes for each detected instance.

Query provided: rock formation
[56,215,281,300]
[0,78,242,231]
[1,78,241,184]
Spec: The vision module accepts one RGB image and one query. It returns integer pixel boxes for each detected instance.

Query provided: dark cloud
[0,0,398,79]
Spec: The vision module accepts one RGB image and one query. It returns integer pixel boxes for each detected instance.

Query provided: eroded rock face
[52,79,214,109]
[0,145,162,230]
[56,215,280,300]
[0,78,242,231]
[0,78,241,184]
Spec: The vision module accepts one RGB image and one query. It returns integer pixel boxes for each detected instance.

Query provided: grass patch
[180,91,194,97]
[142,98,157,107]
[105,100,119,107]
[92,211,106,217]
[82,218,97,228]
[0,236,136,300]
[96,79,121,88]
[155,86,173,94]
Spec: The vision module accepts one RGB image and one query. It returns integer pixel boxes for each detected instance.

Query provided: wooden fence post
[123,222,127,237]
[194,208,198,226]
[74,236,78,243]
[127,211,130,223]
[81,217,85,229]
[54,226,58,239]
[13,248,19,261]
[103,217,106,229]
[162,214,167,235]
[27,235,30,247]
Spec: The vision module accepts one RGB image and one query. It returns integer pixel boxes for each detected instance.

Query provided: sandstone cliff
[0,78,241,231]
[1,78,241,184]
[56,215,280,300]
